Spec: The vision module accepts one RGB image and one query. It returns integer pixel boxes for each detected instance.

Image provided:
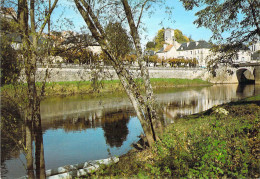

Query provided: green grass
[91,95,260,178]
[1,78,211,97]
[150,78,209,85]
[244,94,260,102]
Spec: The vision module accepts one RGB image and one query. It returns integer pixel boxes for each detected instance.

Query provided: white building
[164,28,175,44]
[250,36,260,61]
[0,7,17,21]
[250,36,260,53]
[156,28,252,67]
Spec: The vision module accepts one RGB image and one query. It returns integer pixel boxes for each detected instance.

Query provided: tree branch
[248,0,260,36]
[38,0,59,37]
[79,0,105,36]
[74,0,103,42]
[137,0,149,29]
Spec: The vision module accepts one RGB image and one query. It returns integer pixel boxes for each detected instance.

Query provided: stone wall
[20,66,240,84]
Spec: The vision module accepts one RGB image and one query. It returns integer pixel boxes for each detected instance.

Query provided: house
[176,41,212,67]
[252,51,260,61]
[144,50,155,56]
[0,7,17,21]
[233,46,251,63]
[250,35,260,61]
[156,28,252,67]
[60,33,102,54]
[156,28,212,67]
[2,33,46,50]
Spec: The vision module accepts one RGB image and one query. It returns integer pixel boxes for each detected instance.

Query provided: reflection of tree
[1,97,46,178]
[102,110,130,148]
[1,97,24,165]
[166,100,198,108]
[41,108,136,133]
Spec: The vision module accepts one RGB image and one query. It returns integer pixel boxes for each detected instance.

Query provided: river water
[1,84,260,178]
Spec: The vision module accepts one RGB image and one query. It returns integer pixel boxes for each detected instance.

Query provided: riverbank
[43,78,211,96]
[91,94,260,178]
[1,78,211,98]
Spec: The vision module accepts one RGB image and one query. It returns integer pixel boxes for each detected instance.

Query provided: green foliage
[174,29,190,43]
[0,15,19,32]
[105,22,133,58]
[167,58,198,67]
[148,28,193,51]
[1,97,24,163]
[145,41,155,49]
[124,54,137,64]
[0,35,21,85]
[144,56,198,67]
[1,78,210,97]
[51,46,100,65]
[151,103,260,178]
[180,0,260,54]
[89,97,260,178]
[154,29,165,50]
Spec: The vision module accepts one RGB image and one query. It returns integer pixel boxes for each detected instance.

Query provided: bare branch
[74,0,103,42]
[137,0,149,29]
[79,0,105,36]
[38,0,59,37]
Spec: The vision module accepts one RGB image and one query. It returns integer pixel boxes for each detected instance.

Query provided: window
[242,57,245,61]
[191,51,192,54]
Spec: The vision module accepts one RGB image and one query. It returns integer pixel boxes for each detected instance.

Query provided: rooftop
[177,41,212,51]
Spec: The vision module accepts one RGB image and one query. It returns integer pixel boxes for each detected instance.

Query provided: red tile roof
[164,45,173,52]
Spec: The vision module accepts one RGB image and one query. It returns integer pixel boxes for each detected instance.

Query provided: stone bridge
[233,62,260,84]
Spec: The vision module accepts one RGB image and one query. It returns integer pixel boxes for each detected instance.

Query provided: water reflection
[159,84,259,123]
[102,111,130,147]
[1,84,260,178]
[1,107,141,178]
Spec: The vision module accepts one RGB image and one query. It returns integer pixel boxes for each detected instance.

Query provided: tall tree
[154,28,165,50]
[73,0,165,146]
[105,22,133,59]
[2,0,58,178]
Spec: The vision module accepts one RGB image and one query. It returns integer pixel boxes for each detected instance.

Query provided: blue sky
[50,0,213,46]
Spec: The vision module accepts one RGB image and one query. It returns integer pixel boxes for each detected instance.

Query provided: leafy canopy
[105,22,133,58]
[180,0,260,47]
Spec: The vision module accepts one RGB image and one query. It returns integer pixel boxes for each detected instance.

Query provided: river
[1,84,260,178]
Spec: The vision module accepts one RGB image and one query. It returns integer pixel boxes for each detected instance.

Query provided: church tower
[164,28,175,45]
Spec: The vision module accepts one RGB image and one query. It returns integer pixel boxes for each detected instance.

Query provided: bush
[152,104,260,178]
[0,37,21,85]
[89,98,259,178]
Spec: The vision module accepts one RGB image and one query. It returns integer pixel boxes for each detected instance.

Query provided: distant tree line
[144,56,198,67]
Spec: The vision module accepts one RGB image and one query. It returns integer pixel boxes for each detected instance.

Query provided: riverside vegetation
[89,94,260,178]
[1,78,210,97]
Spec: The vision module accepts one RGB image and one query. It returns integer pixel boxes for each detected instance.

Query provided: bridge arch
[236,67,255,84]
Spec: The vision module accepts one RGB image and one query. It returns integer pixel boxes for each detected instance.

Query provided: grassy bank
[92,95,260,178]
[1,78,211,97]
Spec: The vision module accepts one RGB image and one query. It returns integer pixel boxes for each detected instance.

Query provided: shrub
[151,104,260,178]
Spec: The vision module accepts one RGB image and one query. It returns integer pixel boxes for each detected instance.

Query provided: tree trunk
[34,112,46,179]
[25,121,35,179]
[74,0,161,146]
[121,0,163,141]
